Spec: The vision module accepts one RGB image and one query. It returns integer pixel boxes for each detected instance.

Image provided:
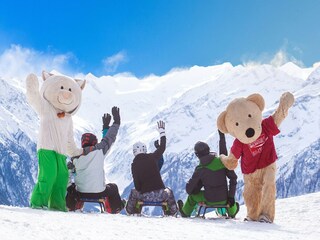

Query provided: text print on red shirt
[248,133,269,157]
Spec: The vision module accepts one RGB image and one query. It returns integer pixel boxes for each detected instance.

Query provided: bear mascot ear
[42,70,54,81]
[75,79,86,90]
[217,111,228,133]
[246,93,265,111]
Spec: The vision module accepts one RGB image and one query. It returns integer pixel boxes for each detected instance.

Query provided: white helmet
[133,142,147,156]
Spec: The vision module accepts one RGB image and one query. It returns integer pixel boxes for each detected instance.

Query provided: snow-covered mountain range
[0,62,319,206]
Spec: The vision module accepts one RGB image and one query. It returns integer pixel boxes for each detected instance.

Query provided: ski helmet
[194,141,210,157]
[133,142,147,156]
[81,133,98,148]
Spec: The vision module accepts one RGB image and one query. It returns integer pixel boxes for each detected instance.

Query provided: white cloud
[102,51,127,73]
[0,44,75,84]
[269,50,303,67]
[242,40,305,68]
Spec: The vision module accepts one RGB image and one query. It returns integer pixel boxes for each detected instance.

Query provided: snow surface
[0,192,319,240]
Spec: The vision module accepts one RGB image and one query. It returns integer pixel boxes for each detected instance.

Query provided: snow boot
[75,200,84,211]
[227,202,240,218]
[114,199,126,214]
[121,199,126,210]
[215,207,228,217]
[104,197,112,213]
[177,200,188,218]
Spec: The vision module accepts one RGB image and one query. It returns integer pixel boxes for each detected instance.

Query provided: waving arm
[26,73,41,114]
[272,92,295,127]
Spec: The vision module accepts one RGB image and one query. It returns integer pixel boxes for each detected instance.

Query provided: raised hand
[112,106,120,125]
[26,73,41,114]
[280,92,295,109]
[102,113,111,130]
[67,161,75,170]
[157,120,165,137]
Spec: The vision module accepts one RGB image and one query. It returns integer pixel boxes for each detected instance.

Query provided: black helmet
[194,141,210,158]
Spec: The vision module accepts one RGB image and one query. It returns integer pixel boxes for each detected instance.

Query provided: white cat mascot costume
[26,71,85,211]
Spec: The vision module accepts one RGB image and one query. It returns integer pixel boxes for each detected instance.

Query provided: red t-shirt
[231,116,280,174]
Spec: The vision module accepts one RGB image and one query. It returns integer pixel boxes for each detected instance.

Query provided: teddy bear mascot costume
[217,92,294,223]
[26,71,85,211]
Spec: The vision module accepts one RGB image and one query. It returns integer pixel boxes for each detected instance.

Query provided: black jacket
[186,153,237,202]
[185,132,237,202]
[131,136,166,193]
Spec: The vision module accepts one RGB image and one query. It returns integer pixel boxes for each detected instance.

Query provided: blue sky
[0,0,319,77]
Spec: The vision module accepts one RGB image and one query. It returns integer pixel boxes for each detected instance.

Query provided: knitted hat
[81,133,97,148]
[194,141,210,158]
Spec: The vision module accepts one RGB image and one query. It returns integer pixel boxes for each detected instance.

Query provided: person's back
[125,121,178,216]
[66,107,124,214]
[74,135,114,193]
[73,117,119,193]
[178,130,239,218]
[131,137,166,193]
[187,152,237,203]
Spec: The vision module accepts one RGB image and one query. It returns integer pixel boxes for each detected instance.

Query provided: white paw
[26,73,39,88]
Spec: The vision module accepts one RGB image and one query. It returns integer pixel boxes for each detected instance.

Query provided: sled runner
[136,201,170,216]
[196,202,229,218]
[78,197,107,213]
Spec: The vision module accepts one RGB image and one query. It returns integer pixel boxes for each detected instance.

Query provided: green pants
[30,149,68,212]
[182,191,238,217]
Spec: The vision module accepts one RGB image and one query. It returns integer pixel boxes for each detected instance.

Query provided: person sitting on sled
[66,106,124,213]
[125,120,178,216]
[177,130,239,218]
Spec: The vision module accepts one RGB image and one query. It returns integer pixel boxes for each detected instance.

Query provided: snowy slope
[0,62,319,206]
[0,192,319,240]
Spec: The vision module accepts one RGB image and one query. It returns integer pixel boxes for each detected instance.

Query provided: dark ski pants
[126,188,178,215]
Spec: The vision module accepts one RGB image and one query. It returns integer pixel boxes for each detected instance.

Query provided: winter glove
[218,129,228,156]
[227,197,235,207]
[218,129,225,138]
[154,140,160,149]
[112,106,121,125]
[102,113,111,130]
[157,120,165,137]
[67,161,75,170]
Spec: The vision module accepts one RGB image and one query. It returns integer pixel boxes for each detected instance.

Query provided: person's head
[81,133,97,148]
[194,141,210,158]
[133,141,147,156]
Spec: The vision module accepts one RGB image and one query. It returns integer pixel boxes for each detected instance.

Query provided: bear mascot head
[40,71,85,116]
